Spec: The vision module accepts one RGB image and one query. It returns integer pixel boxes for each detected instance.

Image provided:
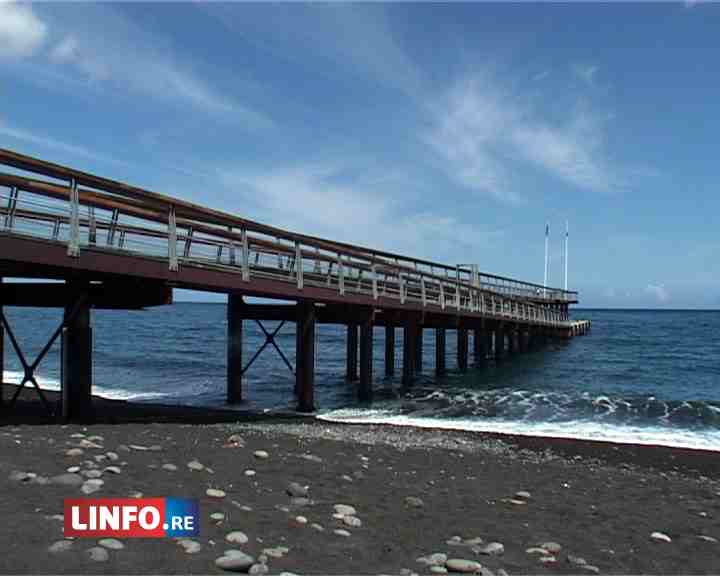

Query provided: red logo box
[64,498,166,538]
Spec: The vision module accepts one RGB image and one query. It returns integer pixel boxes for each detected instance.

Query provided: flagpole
[564,220,569,292]
[543,221,549,296]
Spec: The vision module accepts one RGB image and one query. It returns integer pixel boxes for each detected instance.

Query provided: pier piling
[358,310,373,402]
[61,284,93,422]
[346,323,358,381]
[495,323,505,362]
[402,319,418,386]
[385,325,395,376]
[226,294,244,404]
[457,327,468,371]
[435,327,446,376]
[415,328,424,373]
[295,301,316,412]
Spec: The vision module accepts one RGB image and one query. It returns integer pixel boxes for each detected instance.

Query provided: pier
[0,149,590,422]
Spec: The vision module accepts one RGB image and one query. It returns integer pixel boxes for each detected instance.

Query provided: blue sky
[1,2,718,308]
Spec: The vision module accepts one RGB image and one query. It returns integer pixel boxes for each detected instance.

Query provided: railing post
[88,206,96,246]
[338,254,345,295]
[372,265,378,300]
[456,265,461,311]
[3,186,18,230]
[399,274,405,304]
[295,241,303,290]
[107,209,119,246]
[440,282,445,310]
[183,226,194,259]
[241,228,249,281]
[67,178,80,257]
[421,277,427,307]
[168,206,178,271]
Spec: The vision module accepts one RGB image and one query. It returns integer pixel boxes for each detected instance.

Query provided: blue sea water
[2,304,719,451]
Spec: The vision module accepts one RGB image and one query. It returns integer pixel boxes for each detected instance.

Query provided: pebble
[94,455,107,462]
[206,488,226,498]
[104,466,121,474]
[98,538,124,550]
[342,515,362,528]
[67,466,80,473]
[477,542,504,556]
[580,565,600,574]
[210,512,226,521]
[215,551,255,572]
[244,470,256,477]
[341,475,353,482]
[567,555,587,565]
[70,433,86,438]
[65,448,84,457]
[129,444,149,451]
[651,531,672,543]
[249,564,269,575]
[287,482,309,498]
[225,531,249,545]
[698,535,718,543]
[162,463,178,471]
[333,504,357,517]
[263,546,289,558]
[405,496,425,508]
[525,547,550,556]
[87,435,104,443]
[301,454,322,463]
[515,490,531,499]
[445,558,483,573]
[78,440,103,449]
[48,540,73,553]
[540,542,562,554]
[226,434,245,447]
[50,473,85,487]
[538,556,557,565]
[117,444,131,452]
[106,452,119,461]
[311,523,324,532]
[504,498,526,505]
[177,539,202,554]
[295,516,308,525]
[333,529,351,537]
[188,460,204,471]
[81,481,102,495]
[83,470,103,479]
[253,450,269,459]
[417,553,447,566]
[431,567,448,575]
[86,546,109,562]
[290,497,311,507]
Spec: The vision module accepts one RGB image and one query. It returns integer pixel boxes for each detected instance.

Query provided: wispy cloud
[0,121,131,167]
[572,63,599,85]
[424,72,633,202]
[217,161,503,262]
[0,0,47,58]
[645,283,670,303]
[3,3,270,128]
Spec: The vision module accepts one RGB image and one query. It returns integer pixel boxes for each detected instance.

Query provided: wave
[317,408,720,452]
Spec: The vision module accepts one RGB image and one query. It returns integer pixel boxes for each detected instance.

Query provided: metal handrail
[0,149,577,327]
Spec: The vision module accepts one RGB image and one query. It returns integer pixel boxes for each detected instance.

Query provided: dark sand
[1,386,719,575]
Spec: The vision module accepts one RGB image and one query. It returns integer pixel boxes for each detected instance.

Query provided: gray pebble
[48,540,73,553]
[50,473,85,487]
[287,482,308,498]
[215,551,255,572]
[98,538,124,550]
[86,547,109,562]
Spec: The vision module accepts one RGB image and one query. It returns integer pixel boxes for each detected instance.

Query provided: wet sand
[0,387,719,574]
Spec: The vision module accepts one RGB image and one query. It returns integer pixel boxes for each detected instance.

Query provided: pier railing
[0,149,577,327]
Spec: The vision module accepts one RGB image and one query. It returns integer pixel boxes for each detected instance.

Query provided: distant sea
[3,305,719,451]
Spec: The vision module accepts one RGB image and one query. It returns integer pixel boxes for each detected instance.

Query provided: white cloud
[573,63,599,85]
[217,162,503,263]
[0,0,47,58]
[645,283,670,303]
[424,73,630,202]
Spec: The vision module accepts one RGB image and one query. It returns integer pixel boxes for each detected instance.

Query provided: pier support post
[473,326,486,367]
[61,284,93,423]
[486,326,494,362]
[385,325,395,376]
[457,327,468,371]
[296,301,316,412]
[346,323,358,381]
[226,294,244,404]
[0,276,3,407]
[507,325,516,355]
[415,328,423,373]
[435,327,446,376]
[402,318,418,386]
[358,309,373,402]
[495,323,505,362]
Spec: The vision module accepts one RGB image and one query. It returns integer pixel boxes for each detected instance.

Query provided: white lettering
[99,506,120,530]
[138,506,160,530]
[122,507,137,531]
[71,506,87,530]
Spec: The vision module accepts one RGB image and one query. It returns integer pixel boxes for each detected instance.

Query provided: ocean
[2,304,719,451]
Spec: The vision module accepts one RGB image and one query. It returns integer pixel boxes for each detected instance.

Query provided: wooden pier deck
[0,149,590,421]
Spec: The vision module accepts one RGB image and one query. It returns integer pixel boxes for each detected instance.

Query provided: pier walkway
[0,149,589,421]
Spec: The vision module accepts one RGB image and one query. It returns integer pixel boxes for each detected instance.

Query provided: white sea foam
[2,370,173,402]
[317,408,720,452]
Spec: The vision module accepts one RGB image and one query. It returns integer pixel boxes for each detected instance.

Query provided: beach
[1,388,719,575]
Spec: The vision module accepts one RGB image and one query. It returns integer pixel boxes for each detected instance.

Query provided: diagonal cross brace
[0,292,88,415]
[240,320,295,377]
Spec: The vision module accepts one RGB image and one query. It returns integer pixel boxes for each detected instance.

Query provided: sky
[1,1,718,308]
